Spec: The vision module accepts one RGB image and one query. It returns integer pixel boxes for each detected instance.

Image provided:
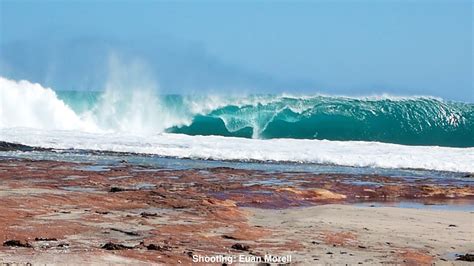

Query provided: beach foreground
[0,158,473,264]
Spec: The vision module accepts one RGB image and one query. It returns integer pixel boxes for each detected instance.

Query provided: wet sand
[0,158,473,264]
[247,205,473,264]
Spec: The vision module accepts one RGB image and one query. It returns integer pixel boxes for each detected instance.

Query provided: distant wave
[1,76,473,147]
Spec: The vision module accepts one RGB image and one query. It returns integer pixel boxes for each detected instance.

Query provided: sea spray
[82,54,180,134]
[0,77,97,131]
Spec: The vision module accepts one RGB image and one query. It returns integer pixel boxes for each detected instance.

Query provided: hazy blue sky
[0,0,472,101]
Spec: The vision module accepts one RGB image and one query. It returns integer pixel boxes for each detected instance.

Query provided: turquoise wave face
[169,97,474,147]
[56,92,474,147]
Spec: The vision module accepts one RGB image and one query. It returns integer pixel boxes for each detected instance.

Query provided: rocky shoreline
[0,158,472,264]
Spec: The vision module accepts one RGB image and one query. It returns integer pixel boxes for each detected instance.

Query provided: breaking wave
[1,76,473,147]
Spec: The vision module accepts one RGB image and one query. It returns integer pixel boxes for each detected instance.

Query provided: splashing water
[1,73,473,147]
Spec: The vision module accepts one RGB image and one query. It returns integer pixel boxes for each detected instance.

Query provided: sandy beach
[247,205,473,264]
[0,158,472,265]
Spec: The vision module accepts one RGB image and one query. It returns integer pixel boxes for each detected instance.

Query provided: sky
[0,0,472,101]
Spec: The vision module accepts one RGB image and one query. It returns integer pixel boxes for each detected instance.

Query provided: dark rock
[3,240,32,248]
[0,141,33,151]
[231,243,249,251]
[457,254,474,262]
[110,228,140,236]
[146,244,172,251]
[34,237,58,241]
[222,235,238,240]
[101,242,132,250]
[448,224,457,227]
[326,252,333,255]
[0,141,51,152]
[109,187,127,193]
[358,245,367,249]
[140,212,158,218]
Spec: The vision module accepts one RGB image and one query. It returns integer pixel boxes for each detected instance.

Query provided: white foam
[1,128,473,173]
[0,77,97,131]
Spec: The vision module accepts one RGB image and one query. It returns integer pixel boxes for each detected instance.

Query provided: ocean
[1,76,473,173]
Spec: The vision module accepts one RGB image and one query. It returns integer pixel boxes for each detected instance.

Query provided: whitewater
[1,76,473,173]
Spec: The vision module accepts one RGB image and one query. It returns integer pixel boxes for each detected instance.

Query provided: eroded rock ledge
[0,159,472,264]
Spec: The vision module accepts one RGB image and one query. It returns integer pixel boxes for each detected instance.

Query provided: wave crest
[170,96,474,147]
[0,77,97,131]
